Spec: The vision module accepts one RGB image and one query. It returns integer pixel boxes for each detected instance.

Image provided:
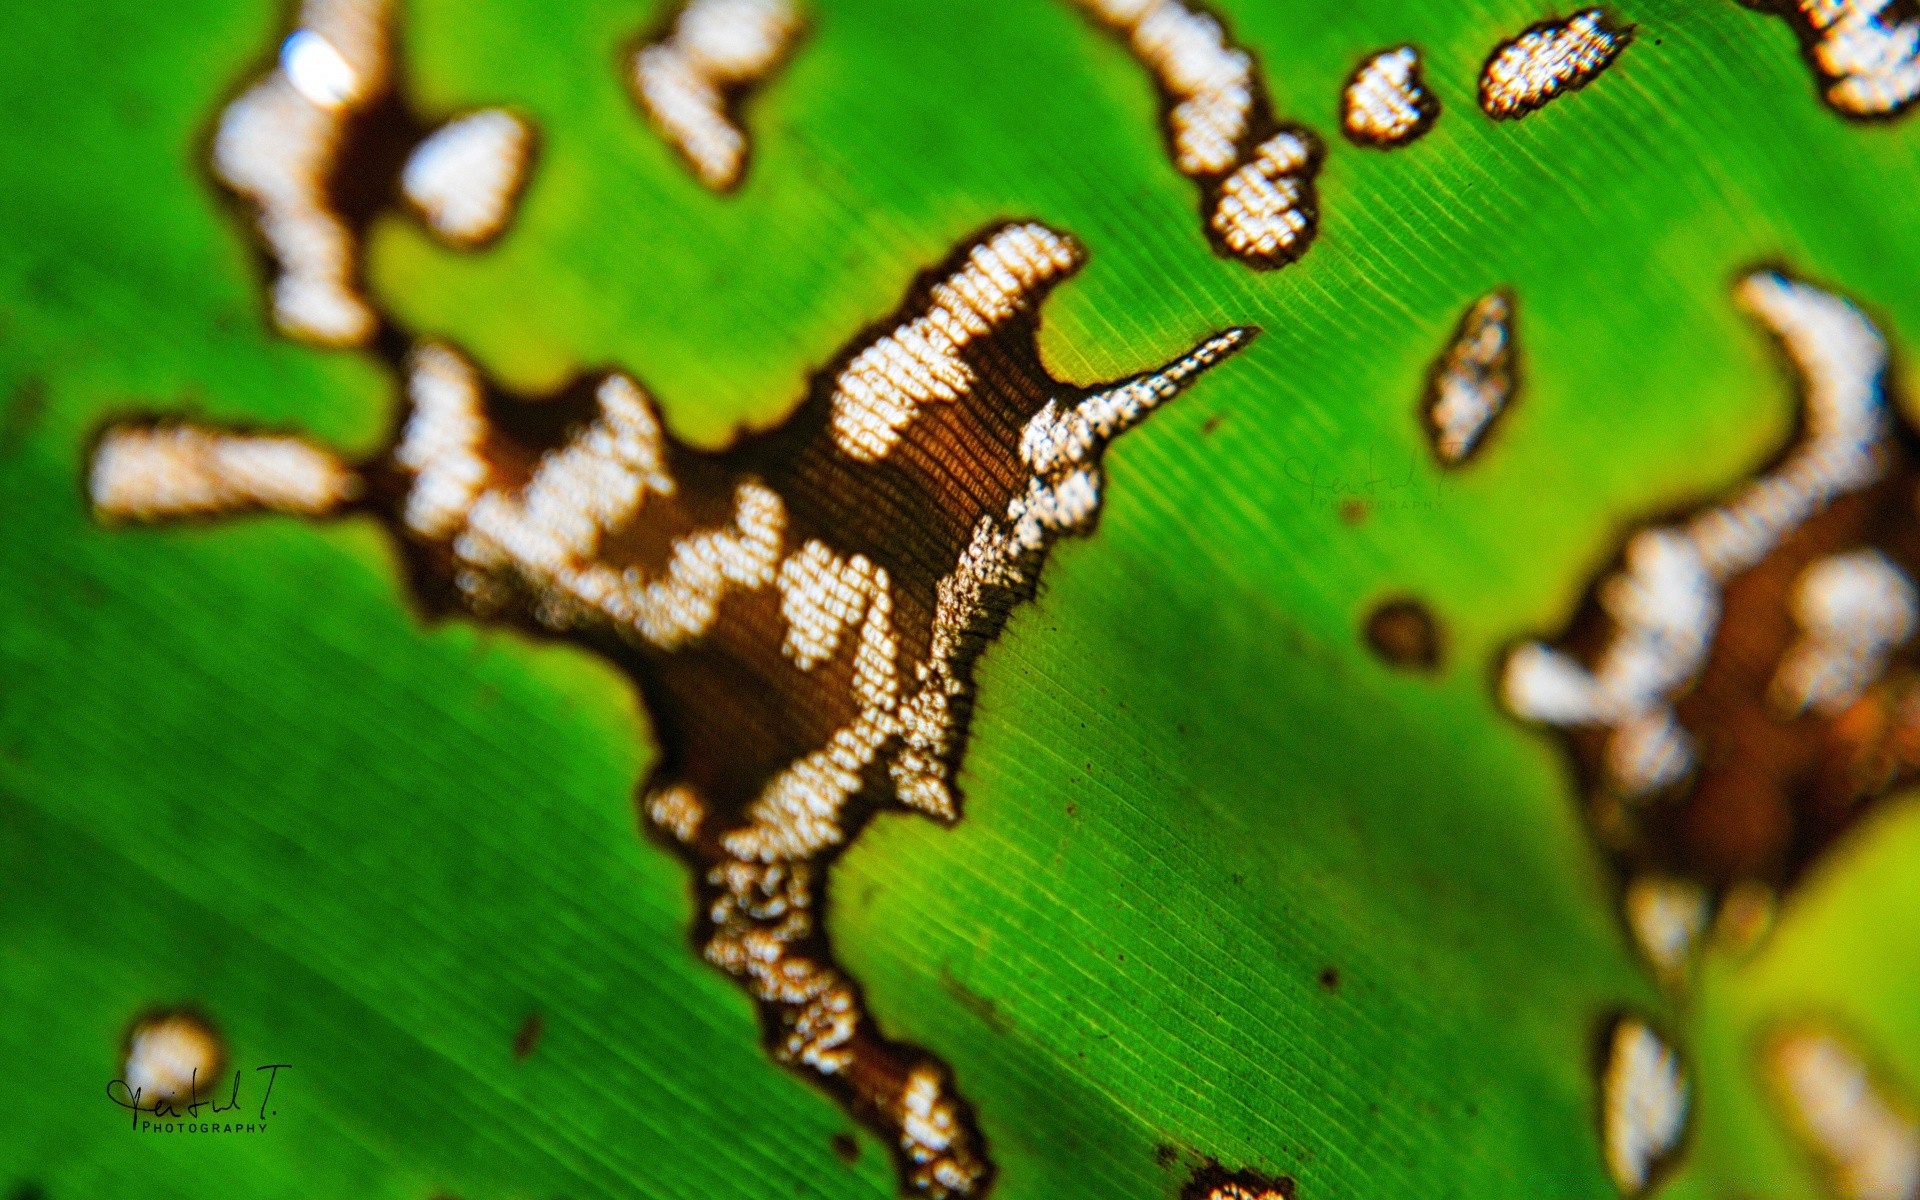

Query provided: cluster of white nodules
[1210,132,1317,263]
[91,425,358,520]
[1426,291,1514,464]
[1343,46,1435,146]
[1503,273,1891,796]
[124,1011,224,1104]
[1772,549,1918,716]
[213,0,393,344]
[1623,875,1709,984]
[1074,0,1253,175]
[1480,10,1629,119]
[1773,1030,1920,1200]
[631,0,801,189]
[401,109,534,247]
[394,343,786,650]
[830,223,1083,463]
[1602,1018,1690,1195]
[1786,0,1920,116]
[900,1065,979,1196]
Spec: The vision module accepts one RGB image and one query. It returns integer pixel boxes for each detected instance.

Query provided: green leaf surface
[6,0,1920,1197]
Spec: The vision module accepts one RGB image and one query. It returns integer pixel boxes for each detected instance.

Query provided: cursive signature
[1282,445,1451,512]
[106,1063,289,1130]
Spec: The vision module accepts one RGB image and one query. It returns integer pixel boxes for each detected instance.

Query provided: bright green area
[6,0,1920,1196]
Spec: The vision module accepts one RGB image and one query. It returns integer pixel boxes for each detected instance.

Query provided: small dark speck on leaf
[1155,1143,1180,1168]
[512,1012,543,1060]
[1318,967,1340,991]
[1065,802,1078,817]
[1201,413,1225,435]
[1339,498,1368,525]
[830,1132,860,1165]
[1363,597,1444,672]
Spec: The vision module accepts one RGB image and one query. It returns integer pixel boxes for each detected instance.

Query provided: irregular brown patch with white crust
[1741,0,1920,119]
[1068,0,1324,268]
[1342,45,1439,148]
[1502,271,1920,940]
[1423,289,1517,465]
[91,221,1254,1196]
[1478,9,1632,120]
[1600,1016,1690,1195]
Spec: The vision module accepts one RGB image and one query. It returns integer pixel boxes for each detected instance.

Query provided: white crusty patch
[1602,1017,1690,1195]
[1209,132,1317,263]
[900,1064,980,1196]
[1775,0,1920,117]
[396,342,493,538]
[1425,290,1515,464]
[630,0,802,189]
[212,0,392,345]
[1771,548,1918,716]
[91,425,358,520]
[829,223,1082,462]
[1773,1028,1920,1200]
[1623,875,1709,984]
[646,783,705,842]
[1343,45,1436,146]
[777,540,885,670]
[1503,273,1890,796]
[1480,9,1630,120]
[1073,0,1255,175]
[401,108,534,248]
[123,1011,224,1104]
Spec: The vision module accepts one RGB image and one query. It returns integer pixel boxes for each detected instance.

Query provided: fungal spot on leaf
[1068,0,1323,268]
[1478,9,1632,121]
[1770,1026,1920,1200]
[1599,1016,1690,1196]
[123,1009,225,1106]
[1502,270,1920,899]
[1316,965,1340,991]
[1622,875,1709,986]
[90,424,360,520]
[90,220,1254,1197]
[626,0,802,190]
[831,1131,861,1165]
[1741,0,1920,119]
[1423,290,1516,465]
[1342,45,1439,148]
[1182,1164,1298,1200]
[1364,597,1443,671]
[511,1012,543,1060]
[213,0,535,345]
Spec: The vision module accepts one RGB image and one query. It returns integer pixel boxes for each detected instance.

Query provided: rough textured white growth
[631,0,801,189]
[1774,1030,1920,1200]
[1209,132,1315,260]
[830,223,1082,462]
[777,540,881,670]
[397,343,493,538]
[1076,0,1254,175]
[1772,549,1918,715]
[1343,46,1434,145]
[899,1065,980,1195]
[1427,291,1513,463]
[91,426,357,519]
[402,109,533,247]
[1480,10,1628,119]
[1602,1018,1690,1194]
[1624,876,1709,982]
[646,784,705,842]
[1503,273,1890,796]
[212,0,392,344]
[124,1012,223,1104]
[1787,0,1920,115]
